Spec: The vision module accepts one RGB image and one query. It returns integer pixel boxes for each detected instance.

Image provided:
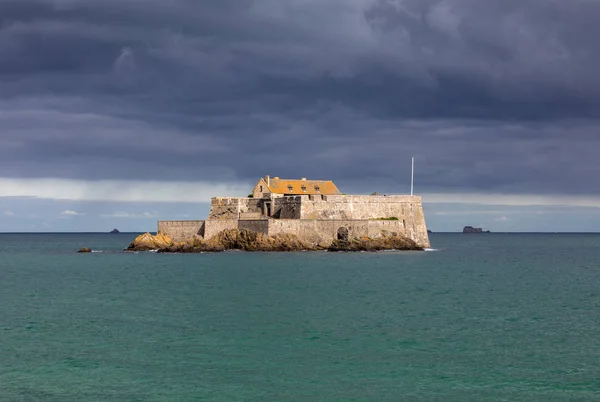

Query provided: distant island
[463,226,490,233]
[110,228,120,234]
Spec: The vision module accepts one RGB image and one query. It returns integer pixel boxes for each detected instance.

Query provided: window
[314,185,320,191]
[260,185,263,192]
[301,186,307,192]
[287,185,293,192]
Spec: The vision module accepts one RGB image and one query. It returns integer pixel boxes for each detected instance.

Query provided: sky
[1,0,600,232]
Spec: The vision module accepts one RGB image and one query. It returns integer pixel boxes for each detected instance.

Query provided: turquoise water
[1,233,600,401]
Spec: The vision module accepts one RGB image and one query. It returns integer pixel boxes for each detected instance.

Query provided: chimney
[301,177,307,181]
[265,175,270,186]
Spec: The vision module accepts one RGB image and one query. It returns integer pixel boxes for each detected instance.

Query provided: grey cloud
[1,0,599,196]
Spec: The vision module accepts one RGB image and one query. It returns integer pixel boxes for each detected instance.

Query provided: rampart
[299,195,424,220]
[157,191,430,248]
[267,219,411,245]
[157,220,205,242]
[203,219,238,239]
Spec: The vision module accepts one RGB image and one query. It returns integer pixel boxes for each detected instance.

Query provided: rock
[463,226,490,233]
[160,235,205,253]
[127,232,173,251]
[160,229,316,253]
[268,233,319,251]
[127,229,423,253]
[77,247,92,253]
[328,234,421,252]
[110,228,120,233]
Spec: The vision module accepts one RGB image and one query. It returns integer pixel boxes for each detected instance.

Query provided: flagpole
[410,157,414,196]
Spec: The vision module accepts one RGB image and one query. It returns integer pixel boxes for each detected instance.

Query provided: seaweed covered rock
[328,235,422,252]
[127,232,173,251]
[77,247,92,253]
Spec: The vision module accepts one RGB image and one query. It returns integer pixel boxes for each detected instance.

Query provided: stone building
[252,175,341,199]
[158,176,430,248]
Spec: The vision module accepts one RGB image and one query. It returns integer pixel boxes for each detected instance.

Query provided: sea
[1,233,600,401]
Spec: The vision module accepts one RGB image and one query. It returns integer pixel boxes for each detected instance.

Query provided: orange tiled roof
[267,179,341,195]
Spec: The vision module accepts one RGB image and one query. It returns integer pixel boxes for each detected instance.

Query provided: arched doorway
[337,227,349,241]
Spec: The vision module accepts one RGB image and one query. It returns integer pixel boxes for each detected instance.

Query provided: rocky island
[463,226,490,233]
[126,175,430,252]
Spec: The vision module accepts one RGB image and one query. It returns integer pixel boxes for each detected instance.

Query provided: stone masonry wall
[290,195,429,247]
[208,197,262,220]
[300,195,422,220]
[203,219,239,239]
[265,219,432,247]
[238,219,269,235]
[405,200,429,248]
[158,220,205,242]
[274,196,302,219]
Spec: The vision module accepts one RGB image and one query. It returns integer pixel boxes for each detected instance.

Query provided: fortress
[157,176,430,248]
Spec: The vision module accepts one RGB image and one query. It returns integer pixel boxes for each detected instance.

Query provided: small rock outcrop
[77,247,92,253]
[110,228,120,233]
[127,232,173,251]
[463,226,490,233]
[126,229,423,253]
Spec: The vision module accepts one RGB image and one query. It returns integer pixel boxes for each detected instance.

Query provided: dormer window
[314,185,320,192]
[301,186,307,192]
[287,185,293,192]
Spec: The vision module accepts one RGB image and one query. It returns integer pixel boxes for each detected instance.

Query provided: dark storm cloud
[1,0,599,195]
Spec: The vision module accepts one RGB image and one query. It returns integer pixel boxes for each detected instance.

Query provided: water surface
[1,233,599,401]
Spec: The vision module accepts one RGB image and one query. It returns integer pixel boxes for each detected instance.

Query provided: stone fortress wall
[158,194,430,248]
[157,220,205,240]
[207,197,263,220]
[299,195,421,220]
[267,219,413,245]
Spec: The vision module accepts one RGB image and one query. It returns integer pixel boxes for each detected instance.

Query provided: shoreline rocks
[77,247,92,253]
[126,229,423,253]
[328,236,421,252]
[126,232,173,251]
